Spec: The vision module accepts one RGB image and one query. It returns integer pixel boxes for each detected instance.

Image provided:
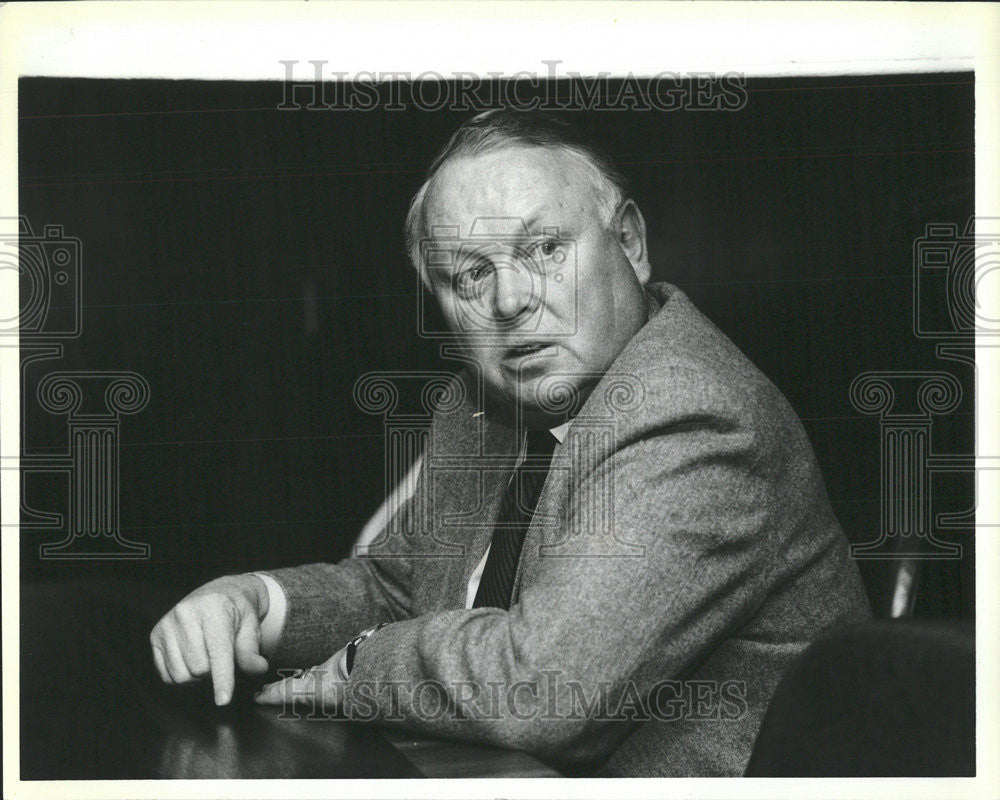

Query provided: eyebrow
[462,213,546,240]
[520,213,543,236]
[519,210,571,238]
[426,264,455,282]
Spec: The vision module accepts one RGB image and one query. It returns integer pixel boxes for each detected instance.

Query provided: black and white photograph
[2,3,997,798]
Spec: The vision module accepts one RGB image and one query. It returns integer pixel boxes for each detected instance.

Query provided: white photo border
[2,2,997,799]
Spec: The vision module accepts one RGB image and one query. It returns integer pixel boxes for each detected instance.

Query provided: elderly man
[150,109,871,776]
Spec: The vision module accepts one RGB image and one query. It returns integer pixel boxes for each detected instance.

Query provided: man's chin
[484,374,597,429]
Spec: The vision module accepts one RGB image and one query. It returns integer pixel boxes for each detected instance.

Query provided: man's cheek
[437,293,468,334]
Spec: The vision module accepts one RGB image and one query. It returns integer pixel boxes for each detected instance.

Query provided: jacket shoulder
[588,284,801,440]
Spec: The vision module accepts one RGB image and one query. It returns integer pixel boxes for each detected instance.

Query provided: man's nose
[491,260,537,322]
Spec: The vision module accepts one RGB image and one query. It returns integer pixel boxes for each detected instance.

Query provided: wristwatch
[345,622,390,675]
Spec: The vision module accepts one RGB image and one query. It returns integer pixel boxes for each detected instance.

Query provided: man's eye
[538,239,560,257]
[456,262,492,291]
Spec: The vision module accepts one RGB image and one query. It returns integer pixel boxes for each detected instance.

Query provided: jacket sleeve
[342,368,799,767]
[260,553,414,668]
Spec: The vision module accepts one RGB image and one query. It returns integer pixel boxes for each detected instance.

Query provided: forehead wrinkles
[423,148,596,235]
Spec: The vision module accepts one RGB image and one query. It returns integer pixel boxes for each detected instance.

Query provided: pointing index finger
[202,615,236,705]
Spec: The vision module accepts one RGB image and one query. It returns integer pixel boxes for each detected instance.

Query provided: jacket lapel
[421,392,520,610]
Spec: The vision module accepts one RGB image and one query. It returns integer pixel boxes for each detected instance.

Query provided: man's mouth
[503,341,552,361]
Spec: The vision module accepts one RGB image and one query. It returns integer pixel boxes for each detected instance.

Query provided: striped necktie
[472,428,557,610]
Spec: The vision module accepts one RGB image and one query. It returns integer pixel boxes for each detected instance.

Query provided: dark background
[18,74,975,618]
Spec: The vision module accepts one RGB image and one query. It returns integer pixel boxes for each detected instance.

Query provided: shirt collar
[548,421,571,443]
[470,412,571,443]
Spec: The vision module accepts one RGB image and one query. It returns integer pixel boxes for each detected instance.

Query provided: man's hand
[253,645,349,709]
[150,574,271,705]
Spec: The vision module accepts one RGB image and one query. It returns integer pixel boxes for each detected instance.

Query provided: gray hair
[404,109,629,284]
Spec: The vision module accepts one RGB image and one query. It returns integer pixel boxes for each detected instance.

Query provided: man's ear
[616,200,652,285]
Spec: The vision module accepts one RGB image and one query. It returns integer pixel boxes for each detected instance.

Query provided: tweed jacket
[264,281,872,776]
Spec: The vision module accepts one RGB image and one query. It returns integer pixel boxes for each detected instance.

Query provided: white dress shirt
[255,421,569,656]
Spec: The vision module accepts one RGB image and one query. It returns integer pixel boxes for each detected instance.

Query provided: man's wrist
[251,573,288,657]
[235,573,270,618]
[345,622,390,676]
[204,573,270,618]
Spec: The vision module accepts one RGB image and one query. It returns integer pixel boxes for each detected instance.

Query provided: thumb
[234,613,269,674]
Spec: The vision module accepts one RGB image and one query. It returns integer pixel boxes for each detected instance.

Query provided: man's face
[421,145,652,424]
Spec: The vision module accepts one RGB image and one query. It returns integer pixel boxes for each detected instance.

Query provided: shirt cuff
[251,572,287,657]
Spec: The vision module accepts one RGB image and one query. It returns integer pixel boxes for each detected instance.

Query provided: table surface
[19,578,561,780]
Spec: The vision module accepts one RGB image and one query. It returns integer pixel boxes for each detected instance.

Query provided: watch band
[345,622,389,675]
